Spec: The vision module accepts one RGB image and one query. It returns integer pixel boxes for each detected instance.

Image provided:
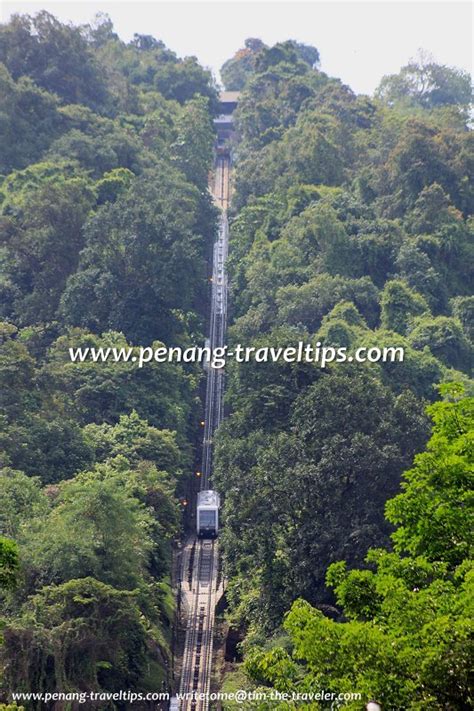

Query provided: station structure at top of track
[173,93,238,711]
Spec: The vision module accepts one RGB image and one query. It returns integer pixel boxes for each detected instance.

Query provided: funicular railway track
[179,540,217,710]
[176,153,230,711]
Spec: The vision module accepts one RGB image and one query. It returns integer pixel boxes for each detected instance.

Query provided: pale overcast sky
[0,1,472,95]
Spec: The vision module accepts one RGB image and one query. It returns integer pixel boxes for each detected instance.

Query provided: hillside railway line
[174,94,235,710]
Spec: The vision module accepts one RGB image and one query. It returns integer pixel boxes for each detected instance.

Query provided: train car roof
[197,489,220,507]
[219,91,240,103]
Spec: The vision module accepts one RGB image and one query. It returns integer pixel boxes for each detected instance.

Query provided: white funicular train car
[196,490,220,538]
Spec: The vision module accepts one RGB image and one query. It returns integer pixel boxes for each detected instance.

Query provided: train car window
[199,511,216,527]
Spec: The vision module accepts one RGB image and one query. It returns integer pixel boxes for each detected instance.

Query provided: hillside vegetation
[215,41,473,709]
[0,15,472,710]
[0,12,217,700]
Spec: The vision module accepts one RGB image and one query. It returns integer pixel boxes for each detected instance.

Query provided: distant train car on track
[169,696,180,711]
[196,490,220,538]
[216,135,230,155]
[214,91,239,157]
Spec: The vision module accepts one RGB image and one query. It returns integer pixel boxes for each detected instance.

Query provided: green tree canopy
[2,578,150,698]
[0,537,19,591]
[0,64,62,173]
[0,12,109,109]
[242,387,473,709]
[60,165,215,344]
[22,464,154,589]
[377,53,472,110]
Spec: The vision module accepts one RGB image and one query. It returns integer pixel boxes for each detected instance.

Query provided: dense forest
[215,40,473,709]
[0,11,472,711]
[0,11,218,703]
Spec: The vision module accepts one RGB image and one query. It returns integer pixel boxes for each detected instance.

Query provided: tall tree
[0,12,109,109]
[377,52,472,110]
